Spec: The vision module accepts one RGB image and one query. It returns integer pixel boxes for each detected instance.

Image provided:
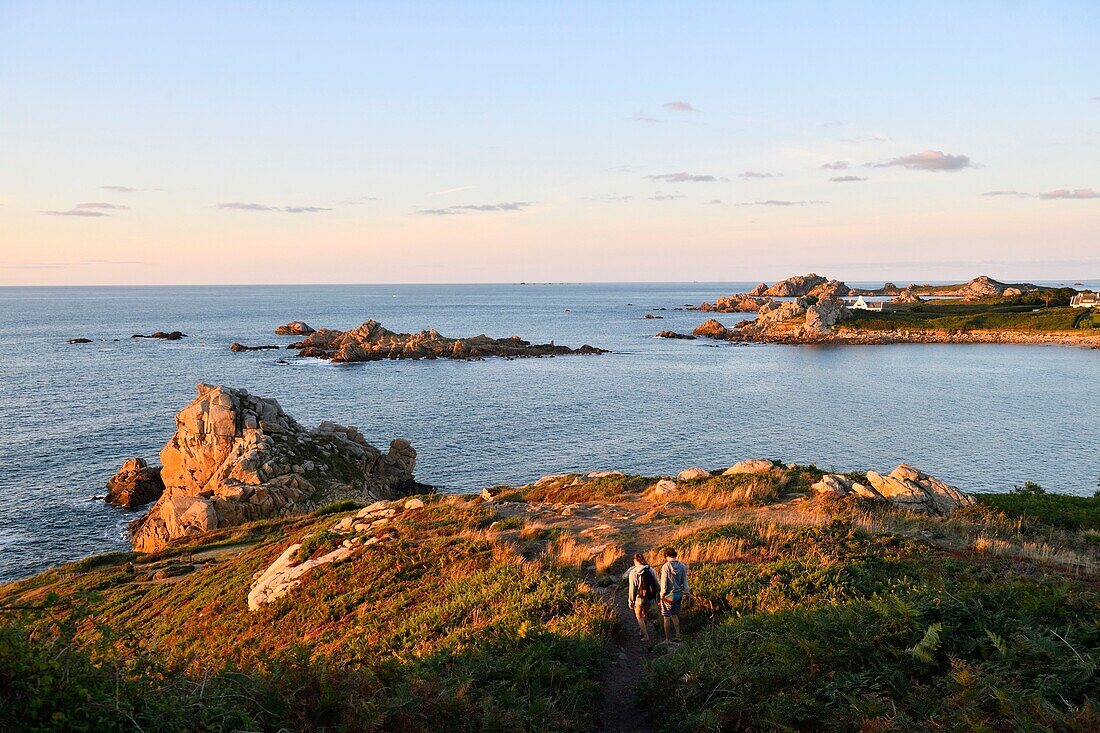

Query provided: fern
[985,629,1008,657]
[907,622,944,663]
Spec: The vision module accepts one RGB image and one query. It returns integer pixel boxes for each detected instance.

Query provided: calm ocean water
[1,282,1098,582]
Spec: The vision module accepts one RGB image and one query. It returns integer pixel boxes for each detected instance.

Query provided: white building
[845,296,882,311]
[1070,292,1098,308]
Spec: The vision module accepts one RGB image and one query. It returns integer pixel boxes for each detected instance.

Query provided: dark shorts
[660,596,682,617]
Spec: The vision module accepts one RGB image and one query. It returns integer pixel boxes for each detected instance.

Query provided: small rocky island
[281,319,604,361]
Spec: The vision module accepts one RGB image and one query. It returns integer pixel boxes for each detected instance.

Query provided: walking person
[627,553,660,642]
[659,547,689,643]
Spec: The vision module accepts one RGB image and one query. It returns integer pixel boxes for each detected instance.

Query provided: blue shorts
[660,597,682,617]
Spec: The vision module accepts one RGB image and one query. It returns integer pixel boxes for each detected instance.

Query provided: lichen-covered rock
[696,294,771,313]
[291,319,603,362]
[677,467,710,481]
[806,280,850,300]
[130,384,423,552]
[247,542,355,610]
[863,464,974,515]
[802,298,850,333]
[723,459,776,476]
[105,457,165,509]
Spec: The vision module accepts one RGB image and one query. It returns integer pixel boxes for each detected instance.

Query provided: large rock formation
[693,318,730,338]
[961,275,1008,300]
[801,298,850,333]
[811,464,974,515]
[290,320,603,362]
[806,279,851,299]
[105,458,165,509]
[695,296,851,342]
[764,273,829,297]
[130,384,423,552]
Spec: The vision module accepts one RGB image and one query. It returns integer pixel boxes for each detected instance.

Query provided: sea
[1,282,1098,582]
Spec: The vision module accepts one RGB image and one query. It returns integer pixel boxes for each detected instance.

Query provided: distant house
[1071,292,1098,308]
[846,296,882,311]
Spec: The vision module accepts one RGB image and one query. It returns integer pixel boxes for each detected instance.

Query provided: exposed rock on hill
[806,279,852,299]
[290,320,603,362]
[747,282,769,296]
[764,273,828,297]
[960,275,1008,300]
[275,321,315,335]
[130,384,422,552]
[105,457,165,509]
[812,464,974,515]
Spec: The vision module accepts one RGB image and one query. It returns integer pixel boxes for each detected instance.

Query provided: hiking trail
[594,566,655,733]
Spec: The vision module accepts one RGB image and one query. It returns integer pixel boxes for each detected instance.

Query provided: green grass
[974,490,1100,532]
[846,301,1084,333]
[640,520,1100,732]
[0,502,614,733]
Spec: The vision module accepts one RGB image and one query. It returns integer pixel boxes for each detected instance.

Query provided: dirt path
[595,570,654,733]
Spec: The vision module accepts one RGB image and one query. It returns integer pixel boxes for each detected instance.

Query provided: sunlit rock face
[130,384,420,552]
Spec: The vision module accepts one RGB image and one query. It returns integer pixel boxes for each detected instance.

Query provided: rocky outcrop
[132,331,186,340]
[961,275,1008,301]
[677,467,711,481]
[230,343,279,352]
[723,459,777,476]
[764,273,828,297]
[747,282,769,297]
[807,280,851,299]
[106,458,165,509]
[811,464,974,515]
[693,319,730,338]
[67,338,92,344]
[696,294,771,313]
[130,384,423,552]
[275,321,315,336]
[655,330,696,340]
[247,542,354,611]
[892,287,924,304]
[801,298,849,334]
[290,320,603,362]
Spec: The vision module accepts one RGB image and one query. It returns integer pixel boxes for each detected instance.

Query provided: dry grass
[972,534,1098,575]
[657,474,783,510]
[543,537,623,572]
[519,522,545,540]
[677,537,753,564]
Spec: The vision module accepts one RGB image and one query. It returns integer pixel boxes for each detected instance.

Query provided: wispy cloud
[336,195,381,204]
[427,185,478,197]
[738,200,825,207]
[649,193,686,201]
[101,185,138,193]
[584,194,633,202]
[981,190,1032,198]
[662,100,699,112]
[843,134,891,143]
[42,209,110,217]
[821,161,849,170]
[2,259,147,269]
[604,164,639,173]
[216,202,331,213]
[76,202,130,210]
[415,201,534,216]
[829,175,867,183]
[739,171,781,179]
[1039,188,1098,200]
[631,113,662,124]
[871,150,974,171]
[704,199,723,205]
[645,172,725,183]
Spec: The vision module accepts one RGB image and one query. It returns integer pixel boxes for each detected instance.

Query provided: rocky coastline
[284,319,604,361]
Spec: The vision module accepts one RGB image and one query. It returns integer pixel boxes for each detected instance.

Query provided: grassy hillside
[3,468,1098,732]
[845,301,1092,333]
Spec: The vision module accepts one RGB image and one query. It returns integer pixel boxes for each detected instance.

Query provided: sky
[1,1,1098,285]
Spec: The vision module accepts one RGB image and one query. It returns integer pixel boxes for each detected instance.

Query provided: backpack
[637,566,659,601]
